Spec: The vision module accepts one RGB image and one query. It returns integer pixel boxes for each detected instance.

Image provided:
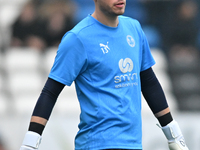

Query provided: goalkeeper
[20,0,189,150]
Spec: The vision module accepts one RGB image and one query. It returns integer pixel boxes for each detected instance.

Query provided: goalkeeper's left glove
[160,120,189,150]
[20,131,42,150]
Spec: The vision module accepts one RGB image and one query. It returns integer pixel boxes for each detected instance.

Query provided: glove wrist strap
[22,131,42,149]
[162,120,182,141]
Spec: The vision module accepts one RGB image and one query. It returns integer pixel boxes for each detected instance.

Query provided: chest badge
[127,35,135,47]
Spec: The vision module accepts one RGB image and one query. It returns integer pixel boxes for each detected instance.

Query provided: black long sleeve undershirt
[32,77,65,120]
[29,78,65,135]
[140,67,173,126]
[140,67,168,114]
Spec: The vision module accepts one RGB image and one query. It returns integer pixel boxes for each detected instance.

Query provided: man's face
[96,0,126,17]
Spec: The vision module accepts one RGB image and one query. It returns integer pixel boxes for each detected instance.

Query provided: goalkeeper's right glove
[161,120,189,150]
[20,131,42,150]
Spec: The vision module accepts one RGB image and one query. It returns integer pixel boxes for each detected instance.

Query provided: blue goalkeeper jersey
[49,15,155,150]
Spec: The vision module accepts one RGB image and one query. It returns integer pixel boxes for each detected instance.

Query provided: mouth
[114,1,125,8]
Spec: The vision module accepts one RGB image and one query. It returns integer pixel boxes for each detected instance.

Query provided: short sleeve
[49,32,88,86]
[140,27,156,72]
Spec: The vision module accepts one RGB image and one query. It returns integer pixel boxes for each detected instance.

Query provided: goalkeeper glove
[20,131,42,150]
[160,120,189,150]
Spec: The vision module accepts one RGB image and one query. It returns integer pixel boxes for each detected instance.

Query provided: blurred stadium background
[0,0,200,150]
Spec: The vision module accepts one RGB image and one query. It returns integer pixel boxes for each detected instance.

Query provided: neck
[92,12,119,27]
